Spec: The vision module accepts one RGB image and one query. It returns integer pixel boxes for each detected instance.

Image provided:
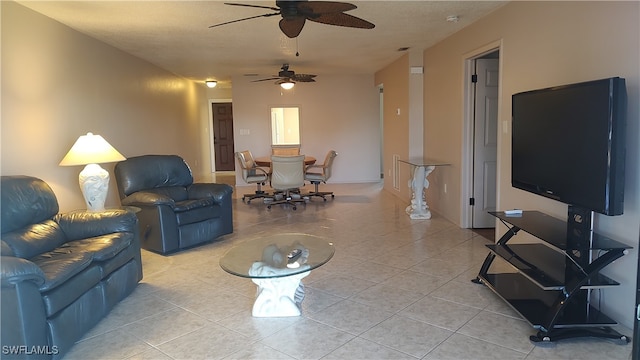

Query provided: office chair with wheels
[305,150,338,201]
[271,146,300,155]
[236,150,270,203]
[267,155,307,210]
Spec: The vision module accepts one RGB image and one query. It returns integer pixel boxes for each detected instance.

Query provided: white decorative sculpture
[248,243,310,317]
[406,164,436,219]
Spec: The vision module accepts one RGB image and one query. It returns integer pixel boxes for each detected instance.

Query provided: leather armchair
[114,155,233,254]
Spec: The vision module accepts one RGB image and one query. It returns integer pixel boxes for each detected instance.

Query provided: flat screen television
[511,77,627,216]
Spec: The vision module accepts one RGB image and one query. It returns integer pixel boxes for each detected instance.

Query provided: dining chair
[267,155,307,210]
[305,150,338,201]
[235,150,270,203]
[271,146,300,155]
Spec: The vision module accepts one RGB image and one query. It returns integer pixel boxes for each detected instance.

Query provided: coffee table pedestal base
[249,263,310,317]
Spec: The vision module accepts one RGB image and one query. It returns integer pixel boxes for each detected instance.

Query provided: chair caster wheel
[323,198,327,202]
[293,206,297,210]
[331,194,335,198]
[247,200,251,204]
[267,205,272,209]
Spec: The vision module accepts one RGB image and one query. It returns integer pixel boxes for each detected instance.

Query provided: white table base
[249,262,310,317]
[406,165,435,220]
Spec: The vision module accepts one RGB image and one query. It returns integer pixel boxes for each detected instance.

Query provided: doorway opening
[209,99,235,174]
[462,45,501,230]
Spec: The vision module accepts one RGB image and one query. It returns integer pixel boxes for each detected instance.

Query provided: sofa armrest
[121,191,175,207]
[188,183,233,204]
[1,256,45,288]
[1,257,50,358]
[55,209,137,241]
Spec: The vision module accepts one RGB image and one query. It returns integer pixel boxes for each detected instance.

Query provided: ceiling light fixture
[280,81,295,90]
[205,80,217,88]
[446,15,459,23]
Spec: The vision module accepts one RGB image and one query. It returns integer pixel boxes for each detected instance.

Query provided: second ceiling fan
[209,1,375,38]
[253,64,316,88]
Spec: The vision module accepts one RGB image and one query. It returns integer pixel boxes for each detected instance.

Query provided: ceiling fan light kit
[280,81,295,90]
[254,63,316,88]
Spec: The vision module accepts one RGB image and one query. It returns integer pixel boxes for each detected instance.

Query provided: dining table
[254,155,316,167]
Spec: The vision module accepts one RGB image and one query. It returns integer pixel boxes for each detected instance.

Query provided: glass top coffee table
[220,233,334,317]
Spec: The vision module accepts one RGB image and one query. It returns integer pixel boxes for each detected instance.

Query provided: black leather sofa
[1,175,142,360]
[114,155,233,254]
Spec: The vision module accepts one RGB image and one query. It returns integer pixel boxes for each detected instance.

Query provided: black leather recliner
[114,155,233,254]
[1,175,142,360]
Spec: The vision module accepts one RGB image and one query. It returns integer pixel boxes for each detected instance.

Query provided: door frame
[208,98,232,173]
[461,40,503,229]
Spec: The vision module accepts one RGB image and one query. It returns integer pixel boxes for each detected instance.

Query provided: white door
[472,58,499,228]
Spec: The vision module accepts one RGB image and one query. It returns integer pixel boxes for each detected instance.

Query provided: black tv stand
[473,210,631,344]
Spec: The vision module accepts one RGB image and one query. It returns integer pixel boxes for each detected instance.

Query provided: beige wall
[374,54,412,200]
[230,74,380,185]
[420,1,639,328]
[1,2,211,211]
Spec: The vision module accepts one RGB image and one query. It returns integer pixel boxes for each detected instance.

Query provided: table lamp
[59,132,126,212]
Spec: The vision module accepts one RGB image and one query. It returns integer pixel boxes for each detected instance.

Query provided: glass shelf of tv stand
[479,272,619,330]
[484,243,621,290]
[489,211,631,251]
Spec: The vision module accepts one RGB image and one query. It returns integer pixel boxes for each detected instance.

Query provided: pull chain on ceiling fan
[209,1,375,38]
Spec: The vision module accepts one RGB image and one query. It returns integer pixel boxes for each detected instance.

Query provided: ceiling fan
[209,1,375,38]
[253,64,317,88]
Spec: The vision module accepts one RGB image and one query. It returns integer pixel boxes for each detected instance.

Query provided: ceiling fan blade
[224,2,279,12]
[308,12,375,29]
[297,1,357,14]
[292,74,316,82]
[209,13,279,28]
[252,77,281,82]
[279,17,306,38]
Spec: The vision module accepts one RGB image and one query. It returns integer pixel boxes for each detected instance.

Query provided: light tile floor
[64,181,633,360]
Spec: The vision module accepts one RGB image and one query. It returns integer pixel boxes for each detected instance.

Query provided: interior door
[472,58,499,228]
[212,103,235,171]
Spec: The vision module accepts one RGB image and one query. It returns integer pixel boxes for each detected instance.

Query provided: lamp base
[79,163,109,212]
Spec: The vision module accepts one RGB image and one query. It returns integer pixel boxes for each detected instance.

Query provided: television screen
[512,77,626,216]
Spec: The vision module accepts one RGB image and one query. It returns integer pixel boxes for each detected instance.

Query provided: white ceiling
[18,1,506,87]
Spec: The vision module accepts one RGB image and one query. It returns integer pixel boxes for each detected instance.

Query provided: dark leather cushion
[1,176,59,234]
[31,252,93,292]
[174,203,222,226]
[61,233,133,262]
[173,198,215,212]
[146,186,189,202]
[2,220,67,259]
[114,155,193,197]
[41,264,102,316]
[55,209,137,241]
[30,231,132,292]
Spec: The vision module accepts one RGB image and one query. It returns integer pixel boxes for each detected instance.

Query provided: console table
[473,210,631,343]
[398,158,449,219]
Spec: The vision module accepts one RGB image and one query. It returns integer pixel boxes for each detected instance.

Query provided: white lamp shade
[59,133,125,166]
[206,80,217,88]
[280,82,295,90]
